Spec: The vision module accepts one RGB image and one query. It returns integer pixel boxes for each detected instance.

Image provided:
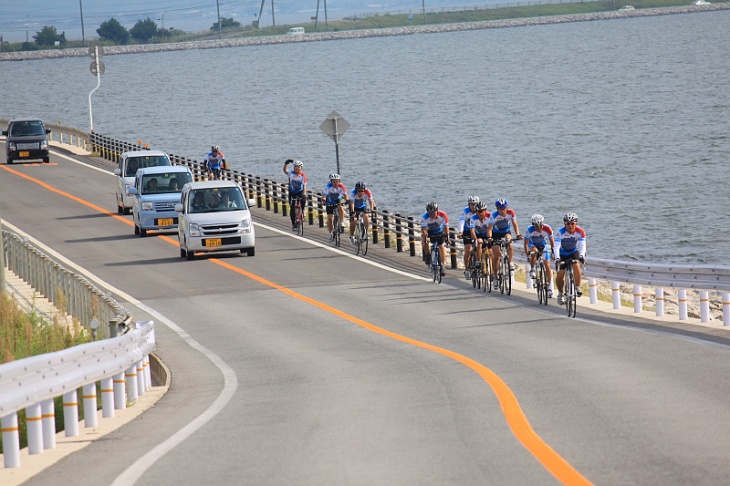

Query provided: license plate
[157,218,174,227]
[19,151,30,157]
[204,238,222,247]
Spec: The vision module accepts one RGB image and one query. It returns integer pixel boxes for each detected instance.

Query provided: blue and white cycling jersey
[470,214,490,237]
[555,226,587,257]
[323,182,347,205]
[287,170,307,195]
[458,206,475,233]
[524,224,554,248]
[488,209,517,235]
[421,211,449,235]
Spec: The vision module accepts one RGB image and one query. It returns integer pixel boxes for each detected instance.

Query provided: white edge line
[1,219,238,486]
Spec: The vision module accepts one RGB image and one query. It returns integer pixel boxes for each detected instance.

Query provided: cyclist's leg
[363,212,370,234]
[338,204,345,231]
[289,196,297,226]
[573,257,582,296]
[349,210,356,238]
[422,234,431,263]
[438,238,446,274]
[326,205,334,233]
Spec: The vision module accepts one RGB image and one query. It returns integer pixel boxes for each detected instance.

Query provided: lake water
[2,11,728,264]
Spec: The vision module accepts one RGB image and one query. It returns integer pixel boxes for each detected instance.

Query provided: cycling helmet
[355,181,366,190]
[329,173,341,181]
[468,195,480,205]
[531,214,545,226]
[211,145,220,153]
[495,198,508,209]
[563,212,578,223]
[475,201,488,211]
[293,160,303,168]
[426,202,438,213]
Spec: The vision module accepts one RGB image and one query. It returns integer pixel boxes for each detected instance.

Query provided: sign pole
[88,45,105,132]
[320,110,350,177]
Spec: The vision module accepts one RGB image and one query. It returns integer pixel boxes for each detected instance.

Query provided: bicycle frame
[353,211,370,256]
[430,239,443,284]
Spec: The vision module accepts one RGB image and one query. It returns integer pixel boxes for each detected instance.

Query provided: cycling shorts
[531,244,551,261]
[326,203,343,215]
[462,233,473,245]
[426,233,448,246]
[558,250,581,269]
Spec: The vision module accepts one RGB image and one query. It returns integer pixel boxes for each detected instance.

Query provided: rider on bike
[322,174,348,240]
[469,201,491,270]
[349,181,375,244]
[523,214,555,298]
[486,198,522,290]
[283,159,307,231]
[458,195,480,280]
[205,145,226,181]
[421,202,449,277]
[555,212,587,305]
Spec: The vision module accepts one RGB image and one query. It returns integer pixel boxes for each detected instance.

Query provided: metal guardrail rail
[1,230,132,339]
[0,321,156,468]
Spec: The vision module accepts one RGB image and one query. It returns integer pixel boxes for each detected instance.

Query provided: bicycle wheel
[333,214,341,247]
[499,256,506,294]
[470,253,478,289]
[360,220,369,256]
[539,262,549,305]
[296,204,304,236]
[482,257,491,293]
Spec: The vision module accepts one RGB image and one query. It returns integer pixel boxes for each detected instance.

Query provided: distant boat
[693,0,711,4]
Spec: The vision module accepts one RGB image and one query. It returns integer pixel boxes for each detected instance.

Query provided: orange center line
[3,165,592,485]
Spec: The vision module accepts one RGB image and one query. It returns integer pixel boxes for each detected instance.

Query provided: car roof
[122,150,169,157]
[184,181,240,190]
[8,118,45,123]
[137,165,192,175]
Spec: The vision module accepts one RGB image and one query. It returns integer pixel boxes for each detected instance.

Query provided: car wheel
[7,159,13,165]
[43,156,50,163]
[139,228,147,237]
[186,249,194,261]
[124,207,131,215]
[246,247,255,257]
[134,225,139,235]
[117,204,123,214]
[180,247,187,258]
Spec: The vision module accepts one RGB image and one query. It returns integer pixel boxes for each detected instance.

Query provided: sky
[0,0,430,43]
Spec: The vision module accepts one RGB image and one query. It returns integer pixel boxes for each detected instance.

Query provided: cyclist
[469,201,491,270]
[421,202,449,277]
[322,174,348,240]
[486,198,522,290]
[349,181,375,244]
[458,195,480,279]
[523,214,555,298]
[205,145,226,181]
[283,159,307,231]
[555,212,587,305]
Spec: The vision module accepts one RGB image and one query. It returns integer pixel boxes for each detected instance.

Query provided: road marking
[3,153,591,484]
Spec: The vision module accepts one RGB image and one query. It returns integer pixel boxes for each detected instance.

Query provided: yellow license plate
[19,151,30,157]
[158,218,173,226]
[204,238,222,247]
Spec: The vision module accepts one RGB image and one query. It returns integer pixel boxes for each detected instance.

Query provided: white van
[287,27,305,36]
[175,181,255,260]
[114,150,172,214]
[129,166,193,236]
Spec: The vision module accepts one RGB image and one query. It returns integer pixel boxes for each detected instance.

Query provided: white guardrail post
[724,292,730,327]
[0,321,155,469]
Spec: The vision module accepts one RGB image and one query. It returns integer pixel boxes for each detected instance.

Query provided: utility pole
[216,0,222,37]
[79,0,85,46]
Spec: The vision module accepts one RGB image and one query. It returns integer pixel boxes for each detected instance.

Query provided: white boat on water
[693,0,711,5]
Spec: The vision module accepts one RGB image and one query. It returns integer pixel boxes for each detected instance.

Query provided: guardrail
[0,321,156,468]
[47,129,730,325]
[1,229,133,339]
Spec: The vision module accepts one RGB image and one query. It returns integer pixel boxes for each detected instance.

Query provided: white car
[114,150,171,214]
[693,0,710,5]
[618,5,635,10]
[130,166,193,236]
[175,181,255,260]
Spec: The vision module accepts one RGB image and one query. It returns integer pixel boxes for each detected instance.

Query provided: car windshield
[126,155,170,176]
[10,121,45,136]
[141,172,192,195]
[189,188,247,212]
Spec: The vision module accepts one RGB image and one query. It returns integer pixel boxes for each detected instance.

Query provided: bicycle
[480,244,492,293]
[561,258,583,318]
[329,204,342,247]
[494,237,521,295]
[292,196,305,236]
[352,211,370,256]
[467,248,481,289]
[530,249,549,305]
[429,239,443,284]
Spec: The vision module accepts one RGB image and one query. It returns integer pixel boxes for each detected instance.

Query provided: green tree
[97,18,130,44]
[130,17,160,42]
[34,26,66,47]
[210,17,241,31]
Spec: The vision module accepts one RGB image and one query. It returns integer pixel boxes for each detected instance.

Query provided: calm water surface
[2,11,728,263]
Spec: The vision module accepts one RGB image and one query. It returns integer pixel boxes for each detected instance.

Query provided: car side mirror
[46,129,52,134]
[174,203,183,212]
[1,130,7,136]
[114,168,121,175]
[128,187,138,195]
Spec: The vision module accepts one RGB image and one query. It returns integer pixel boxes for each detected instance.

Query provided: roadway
[2,146,730,485]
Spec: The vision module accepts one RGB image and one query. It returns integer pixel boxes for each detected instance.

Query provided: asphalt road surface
[2,146,730,485]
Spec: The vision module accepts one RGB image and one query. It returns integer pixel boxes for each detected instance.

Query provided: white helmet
[293,160,303,168]
[468,195,480,205]
[531,214,545,226]
[329,173,341,181]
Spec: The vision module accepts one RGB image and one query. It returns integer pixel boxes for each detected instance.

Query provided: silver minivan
[130,166,193,236]
[114,150,171,214]
[175,181,255,260]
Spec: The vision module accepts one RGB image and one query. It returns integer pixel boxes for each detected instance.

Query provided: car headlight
[241,218,252,233]
[190,223,201,237]
[141,202,154,211]
[8,142,16,151]
[40,140,48,150]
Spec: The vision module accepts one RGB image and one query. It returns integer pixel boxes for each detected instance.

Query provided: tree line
[13,17,243,49]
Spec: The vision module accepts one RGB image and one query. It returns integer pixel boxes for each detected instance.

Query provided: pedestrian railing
[0,321,156,469]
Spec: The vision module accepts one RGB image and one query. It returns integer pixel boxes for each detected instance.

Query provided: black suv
[3,118,51,164]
